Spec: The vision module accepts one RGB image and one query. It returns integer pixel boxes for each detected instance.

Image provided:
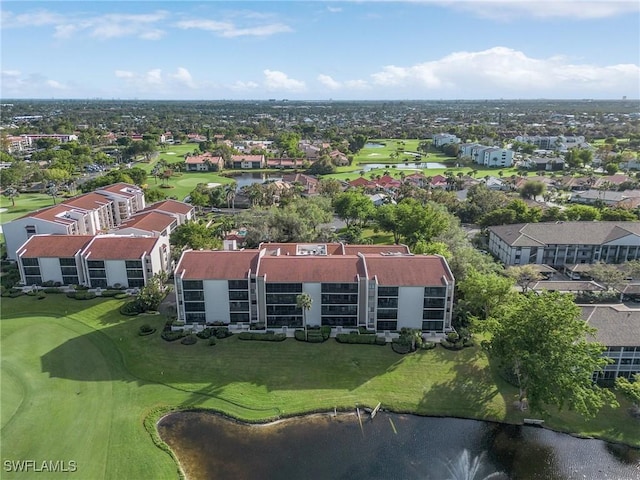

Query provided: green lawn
[0,193,56,223]
[1,296,638,479]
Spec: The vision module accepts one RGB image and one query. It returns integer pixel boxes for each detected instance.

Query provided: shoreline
[153,407,640,480]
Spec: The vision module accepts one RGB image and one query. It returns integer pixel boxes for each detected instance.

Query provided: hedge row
[335,333,386,345]
[161,330,185,342]
[66,291,97,300]
[238,332,286,342]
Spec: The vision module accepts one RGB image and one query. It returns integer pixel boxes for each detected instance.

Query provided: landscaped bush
[120,300,144,316]
[196,327,232,339]
[74,284,90,291]
[238,332,286,342]
[295,328,329,342]
[180,334,197,345]
[37,291,46,300]
[43,287,63,294]
[335,333,386,345]
[8,289,23,298]
[421,341,437,350]
[306,331,325,343]
[114,293,130,299]
[440,339,464,350]
[391,341,412,354]
[138,324,156,336]
[66,291,97,300]
[100,289,122,297]
[208,337,217,346]
[161,330,185,342]
[250,322,266,330]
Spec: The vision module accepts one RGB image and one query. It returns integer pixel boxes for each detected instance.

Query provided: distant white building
[432,133,461,148]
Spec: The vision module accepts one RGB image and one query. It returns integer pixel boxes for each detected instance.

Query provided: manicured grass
[0,193,57,223]
[1,296,638,479]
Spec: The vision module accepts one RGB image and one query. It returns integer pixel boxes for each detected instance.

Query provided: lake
[225,172,283,189]
[157,411,640,480]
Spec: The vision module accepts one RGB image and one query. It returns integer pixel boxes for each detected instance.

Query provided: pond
[157,411,640,480]
[364,142,385,148]
[224,172,283,189]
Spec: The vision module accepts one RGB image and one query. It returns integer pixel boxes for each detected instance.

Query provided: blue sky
[1,1,639,100]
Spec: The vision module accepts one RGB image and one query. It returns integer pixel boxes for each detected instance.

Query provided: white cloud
[1,70,68,95]
[115,70,135,78]
[327,6,343,13]
[145,69,163,86]
[2,8,168,40]
[318,74,341,90]
[170,67,196,89]
[365,46,640,96]
[263,70,306,92]
[438,0,640,20]
[176,18,292,38]
[230,80,260,91]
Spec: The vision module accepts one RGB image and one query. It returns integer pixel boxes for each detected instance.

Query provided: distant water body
[157,411,640,480]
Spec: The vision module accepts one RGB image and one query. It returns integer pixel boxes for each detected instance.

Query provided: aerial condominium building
[174,243,455,335]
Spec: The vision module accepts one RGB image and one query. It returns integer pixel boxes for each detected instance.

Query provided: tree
[588,261,626,290]
[505,265,543,293]
[136,273,168,311]
[3,186,19,207]
[519,181,546,200]
[333,191,374,228]
[457,268,515,320]
[296,292,313,340]
[317,178,343,198]
[46,184,59,205]
[484,291,617,417]
[170,221,221,254]
[615,374,640,416]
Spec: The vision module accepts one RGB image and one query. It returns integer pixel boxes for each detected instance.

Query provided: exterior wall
[303,282,322,327]
[104,260,128,287]
[4,219,69,260]
[204,279,231,323]
[38,257,64,284]
[397,286,424,330]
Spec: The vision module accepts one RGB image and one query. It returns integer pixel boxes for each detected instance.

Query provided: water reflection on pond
[157,411,639,480]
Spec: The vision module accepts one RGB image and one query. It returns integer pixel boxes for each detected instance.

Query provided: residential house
[488,221,640,267]
[523,157,565,171]
[266,158,306,169]
[185,153,224,172]
[569,189,640,207]
[139,199,195,225]
[231,154,265,169]
[173,243,455,335]
[282,173,319,196]
[115,211,178,238]
[329,150,350,166]
[582,304,640,385]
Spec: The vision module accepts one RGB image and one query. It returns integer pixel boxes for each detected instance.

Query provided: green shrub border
[238,332,286,342]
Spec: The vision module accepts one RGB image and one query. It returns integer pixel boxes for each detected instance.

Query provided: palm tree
[296,293,313,340]
[4,187,19,207]
[224,183,237,209]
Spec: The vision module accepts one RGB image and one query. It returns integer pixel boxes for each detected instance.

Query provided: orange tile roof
[23,205,84,224]
[83,236,160,260]
[144,199,194,215]
[18,235,94,258]
[343,244,410,255]
[62,192,112,210]
[176,250,259,280]
[363,254,453,286]
[98,183,142,197]
[118,211,174,233]
[258,255,365,283]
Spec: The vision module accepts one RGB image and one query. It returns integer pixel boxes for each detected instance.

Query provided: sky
[1,1,639,100]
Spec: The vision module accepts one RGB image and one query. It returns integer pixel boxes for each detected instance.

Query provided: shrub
[100,289,122,297]
[307,332,325,343]
[114,293,130,299]
[161,330,185,342]
[208,337,217,346]
[421,341,437,350]
[67,291,97,300]
[8,289,23,298]
[391,341,412,354]
[139,324,156,336]
[335,333,386,345]
[37,292,46,300]
[250,322,266,330]
[120,300,144,316]
[440,339,464,350]
[294,330,306,341]
[43,287,63,294]
[238,332,286,342]
[180,334,197,345]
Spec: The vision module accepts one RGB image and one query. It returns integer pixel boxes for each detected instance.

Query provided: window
[322,316,357,327]
[128,279,145,288]
[183,290,204,301]
[376,320,397,331]
[424,287,446,297]
[182,280,203,290]
[87,260,105,269]
[266,305,299,316]
[59,258,76,266]
[23,267,41,276]
[322,283,358,294]
[378,286,398,297]
[184,302,206,312]
[267,316,302,327]
[266,294,298,304]
[422,321,444,331]
[377,309,398,319]
[229,290,249,300]
[186,312,206,323]
[230,313,250,323]
[321,294,358,304]
[21,258,39,267]
[423,310,444,320]
[62,276,79,285]
[266,283,302,293]
[423,298,445,308]
[25,225,36,238]
[228,279,248,290]
[25,276,42,285]
[125,260,142,269]
[321,305,357,316]
[230,301,250,312]
[377,297,398,308]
